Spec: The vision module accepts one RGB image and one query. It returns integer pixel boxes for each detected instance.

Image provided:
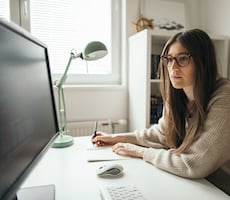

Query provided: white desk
[21,136,230,200]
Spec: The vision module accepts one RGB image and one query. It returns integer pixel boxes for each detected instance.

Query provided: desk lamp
[52,41,108,148]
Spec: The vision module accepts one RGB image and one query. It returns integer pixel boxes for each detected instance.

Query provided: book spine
[151,54,160,79]
[150,95,163,124]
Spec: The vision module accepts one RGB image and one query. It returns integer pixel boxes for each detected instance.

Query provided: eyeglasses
[161,54,192,68]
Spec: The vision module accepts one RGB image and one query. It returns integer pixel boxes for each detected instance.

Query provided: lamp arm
[57,86,67,135]
[55,50,82,88]
[55,49,82,135]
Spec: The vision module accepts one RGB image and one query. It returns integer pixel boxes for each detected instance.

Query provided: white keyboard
[100,185,147,200]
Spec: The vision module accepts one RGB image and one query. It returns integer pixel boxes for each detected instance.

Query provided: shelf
[150,79,160,83]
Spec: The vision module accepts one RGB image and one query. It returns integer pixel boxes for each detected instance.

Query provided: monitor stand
[16,184,55,200]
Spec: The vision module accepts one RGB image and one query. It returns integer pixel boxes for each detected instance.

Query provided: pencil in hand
[92,121,98,139]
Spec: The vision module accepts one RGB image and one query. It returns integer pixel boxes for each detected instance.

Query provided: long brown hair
[160,29,218,153]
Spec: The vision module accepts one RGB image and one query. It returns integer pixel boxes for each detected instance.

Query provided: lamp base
[52,134,74,148]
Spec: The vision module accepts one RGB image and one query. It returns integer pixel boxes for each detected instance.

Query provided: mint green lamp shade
[83,41,108,61]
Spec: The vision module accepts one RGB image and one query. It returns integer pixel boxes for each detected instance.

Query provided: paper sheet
[86,144,131,162]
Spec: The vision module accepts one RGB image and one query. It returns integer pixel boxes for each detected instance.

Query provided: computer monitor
[0,19,59,200]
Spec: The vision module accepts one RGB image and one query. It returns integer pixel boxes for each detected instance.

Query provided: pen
[92,121,98,138]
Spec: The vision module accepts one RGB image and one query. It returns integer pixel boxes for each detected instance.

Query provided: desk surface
[21,136,230,200]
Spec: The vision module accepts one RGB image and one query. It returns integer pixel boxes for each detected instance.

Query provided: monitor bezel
[0,18,59,200]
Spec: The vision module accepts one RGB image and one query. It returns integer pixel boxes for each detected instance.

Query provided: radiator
[66,119,127,137]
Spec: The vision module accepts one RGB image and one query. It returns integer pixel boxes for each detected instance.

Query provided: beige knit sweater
[125,78,230,194]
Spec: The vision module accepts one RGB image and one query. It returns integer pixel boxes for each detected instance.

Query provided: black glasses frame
[161,54,192,68]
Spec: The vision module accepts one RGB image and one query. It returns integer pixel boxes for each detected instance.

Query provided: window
[0,1,10,20]
[30,0,121,85]
[2,0,121,85]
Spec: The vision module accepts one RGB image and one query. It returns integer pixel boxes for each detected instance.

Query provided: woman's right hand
[91,132,126,146]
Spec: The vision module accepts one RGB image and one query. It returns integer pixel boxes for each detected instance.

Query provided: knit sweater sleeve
[125,113,168,149]
[142,81,230,178]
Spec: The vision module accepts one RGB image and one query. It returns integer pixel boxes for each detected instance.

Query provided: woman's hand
[91,132,126,146]
[92,133,145,158]
[112,142,145,158]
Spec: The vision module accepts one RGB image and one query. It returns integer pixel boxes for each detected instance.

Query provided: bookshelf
[128,29,229,131]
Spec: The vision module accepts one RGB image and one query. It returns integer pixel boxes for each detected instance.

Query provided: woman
[92,29,230,195]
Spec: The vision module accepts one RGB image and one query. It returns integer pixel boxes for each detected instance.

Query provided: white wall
[201,0,230,78]
[140,0,230,34]
[201,0,230,36]
[60,86,127,122]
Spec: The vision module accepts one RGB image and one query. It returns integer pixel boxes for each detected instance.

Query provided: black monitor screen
[0,19,58,200]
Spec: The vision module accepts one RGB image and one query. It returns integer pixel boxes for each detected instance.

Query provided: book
[150,95,163,124]
[151,54,160,79]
